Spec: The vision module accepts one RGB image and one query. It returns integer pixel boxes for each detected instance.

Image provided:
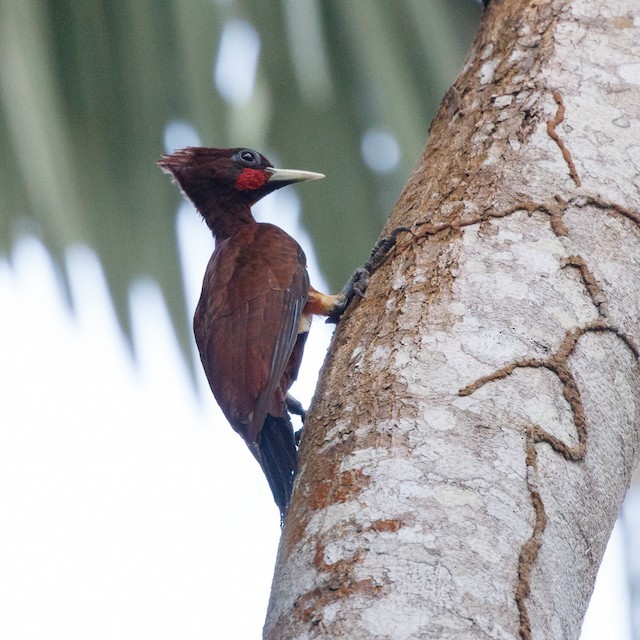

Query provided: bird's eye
[238,149,259,165]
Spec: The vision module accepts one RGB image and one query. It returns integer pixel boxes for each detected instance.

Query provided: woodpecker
[158,147,345,520]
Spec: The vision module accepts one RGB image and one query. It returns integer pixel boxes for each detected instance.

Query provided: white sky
[0,189,631,638]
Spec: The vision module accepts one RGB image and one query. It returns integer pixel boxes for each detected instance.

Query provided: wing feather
[193,223,309,444]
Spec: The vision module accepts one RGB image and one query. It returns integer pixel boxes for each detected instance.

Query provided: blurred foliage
[0,0,480,357]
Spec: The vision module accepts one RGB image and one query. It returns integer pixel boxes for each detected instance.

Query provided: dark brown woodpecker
[158,147,347,521]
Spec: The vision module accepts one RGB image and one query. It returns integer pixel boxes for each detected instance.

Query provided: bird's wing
[193,223,309,444]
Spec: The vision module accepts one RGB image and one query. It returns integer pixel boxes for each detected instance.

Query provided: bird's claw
[326,225,411,324]
[285,393,306,421]
[351,267,370,298]
[325,267,368,323]
[286,394,306,446]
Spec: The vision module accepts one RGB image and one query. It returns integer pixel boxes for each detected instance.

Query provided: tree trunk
[264,1,640,638]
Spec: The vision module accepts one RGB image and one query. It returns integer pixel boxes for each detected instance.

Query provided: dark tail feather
[259,413,298,523]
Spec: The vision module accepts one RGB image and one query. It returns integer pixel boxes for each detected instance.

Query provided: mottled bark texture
[265,1,640,638]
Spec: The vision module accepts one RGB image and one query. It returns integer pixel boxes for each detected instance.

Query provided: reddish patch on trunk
[371,518,402,533]
[333,468,371,503]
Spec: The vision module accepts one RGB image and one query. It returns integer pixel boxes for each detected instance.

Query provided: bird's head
[158,147,324,236]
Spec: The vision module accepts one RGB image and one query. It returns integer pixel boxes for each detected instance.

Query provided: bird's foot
[285,395,307,446]
[326,226,411,324]
[325,267,369,324]
[285,393,306,421]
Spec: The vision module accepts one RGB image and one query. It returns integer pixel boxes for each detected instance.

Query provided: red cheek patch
[235,168,270,191]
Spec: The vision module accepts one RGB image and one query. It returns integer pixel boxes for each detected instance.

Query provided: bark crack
[387,193,639,267]
[561,255,609,317]
[546,90,581,187]
[410,198,569,240]
[516,432,547,640]
[569,194,640,228]
[459,321,639,640]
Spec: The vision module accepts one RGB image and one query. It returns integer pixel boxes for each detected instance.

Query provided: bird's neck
[201,199,256,240]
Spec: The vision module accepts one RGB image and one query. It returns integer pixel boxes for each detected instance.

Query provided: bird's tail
[259,413,298,523]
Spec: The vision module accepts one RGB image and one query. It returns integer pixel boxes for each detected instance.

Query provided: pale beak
[266,167,325,184]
